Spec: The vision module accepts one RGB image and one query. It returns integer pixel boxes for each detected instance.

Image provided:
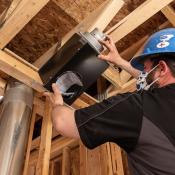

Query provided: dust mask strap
[136,64,160,91]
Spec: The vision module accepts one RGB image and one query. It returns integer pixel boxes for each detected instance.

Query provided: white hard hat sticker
[157,41,169,48]
[156,34,174,48]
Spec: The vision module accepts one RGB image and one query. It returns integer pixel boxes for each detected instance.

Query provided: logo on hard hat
[157,34,174,48]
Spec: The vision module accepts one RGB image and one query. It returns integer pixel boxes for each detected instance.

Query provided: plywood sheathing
[6,0,105,63]
[116,12,167,53]
[104,0,146,31]
[7,1,77,63]
[53,0,105,23]
[4,0,173,64]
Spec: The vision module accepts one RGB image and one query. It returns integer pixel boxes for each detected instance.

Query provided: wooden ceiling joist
[107,0,174,43]
[0,50,44,92]
[161,5,175,27]
[0,0,49,49]
[102,66,122,89]
[34,0,124,68]
[0,0,22,27]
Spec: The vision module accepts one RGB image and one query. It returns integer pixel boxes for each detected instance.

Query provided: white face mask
[136,64,160,91]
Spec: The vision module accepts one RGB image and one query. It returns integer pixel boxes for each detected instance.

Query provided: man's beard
[146,70,159,90]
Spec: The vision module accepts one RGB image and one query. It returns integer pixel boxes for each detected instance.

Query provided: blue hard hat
[131,28,175,71]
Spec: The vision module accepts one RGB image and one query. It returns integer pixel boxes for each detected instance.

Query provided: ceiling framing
[0,0,175,174]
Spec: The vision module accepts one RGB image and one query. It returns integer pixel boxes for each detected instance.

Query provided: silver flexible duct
[0,82,33,175]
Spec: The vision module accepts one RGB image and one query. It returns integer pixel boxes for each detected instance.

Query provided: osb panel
[105,0,146,31]
[4,0,170,63]
[53,0,105,23]
[116,12,167,53]
[7,1,77,63]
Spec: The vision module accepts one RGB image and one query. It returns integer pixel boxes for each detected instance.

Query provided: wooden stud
[161,5,175,27]
[102,66,122,88]
[62,147,71,175]
[0,0,49,49]
[27,165,36,175]
[79,141,88,175]
[110,143,125,175]
[33,96,45,117]
[97,76,107,101]
[101,143,113,175]
[35,97,52,175]
[23,105,37,175]
[49,161,55,175]
[29,137,78,165]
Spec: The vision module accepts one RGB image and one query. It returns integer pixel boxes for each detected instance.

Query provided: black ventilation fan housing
[39,28,109,105]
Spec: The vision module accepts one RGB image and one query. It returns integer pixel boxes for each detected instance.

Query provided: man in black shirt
[45,28,175,175]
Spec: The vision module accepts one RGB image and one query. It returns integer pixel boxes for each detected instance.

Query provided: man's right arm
[98,36,140,78]
[44,84,80,139]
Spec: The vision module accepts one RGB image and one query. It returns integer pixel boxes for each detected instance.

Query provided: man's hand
[43,83,80,138]
[98,35,124,66]
[98,35,140,78]
[44,83,64,107]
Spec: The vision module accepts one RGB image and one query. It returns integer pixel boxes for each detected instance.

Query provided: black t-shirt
[75,84,175,175]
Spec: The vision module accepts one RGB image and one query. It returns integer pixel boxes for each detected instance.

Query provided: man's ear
[158,60,168,77]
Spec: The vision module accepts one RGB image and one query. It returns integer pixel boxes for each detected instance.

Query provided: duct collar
[79,28,106,54]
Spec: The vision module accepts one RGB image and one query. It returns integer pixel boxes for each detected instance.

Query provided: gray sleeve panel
[128,116,175,175]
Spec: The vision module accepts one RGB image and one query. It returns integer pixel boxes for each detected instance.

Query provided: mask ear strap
[145,77,160,90]
[148,63,159,74]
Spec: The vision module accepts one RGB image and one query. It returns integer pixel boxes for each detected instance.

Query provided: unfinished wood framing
[34,0,124,68]
[107,0,174,42]
[0,50,44,92]
[0,0,174,175]
[161,5,175,27]
[102,66,122,88]
[0,0,49,49]
[23,105,38,175]
[61,147,71,175]
[35,98,52,175]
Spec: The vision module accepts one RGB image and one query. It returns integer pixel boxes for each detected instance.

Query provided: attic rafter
[161,5,175,27]
[0,50,44,92]
[0,0,21,26]
[0,0,49,49]
[107,0,174,43]
[34,0,124,68]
